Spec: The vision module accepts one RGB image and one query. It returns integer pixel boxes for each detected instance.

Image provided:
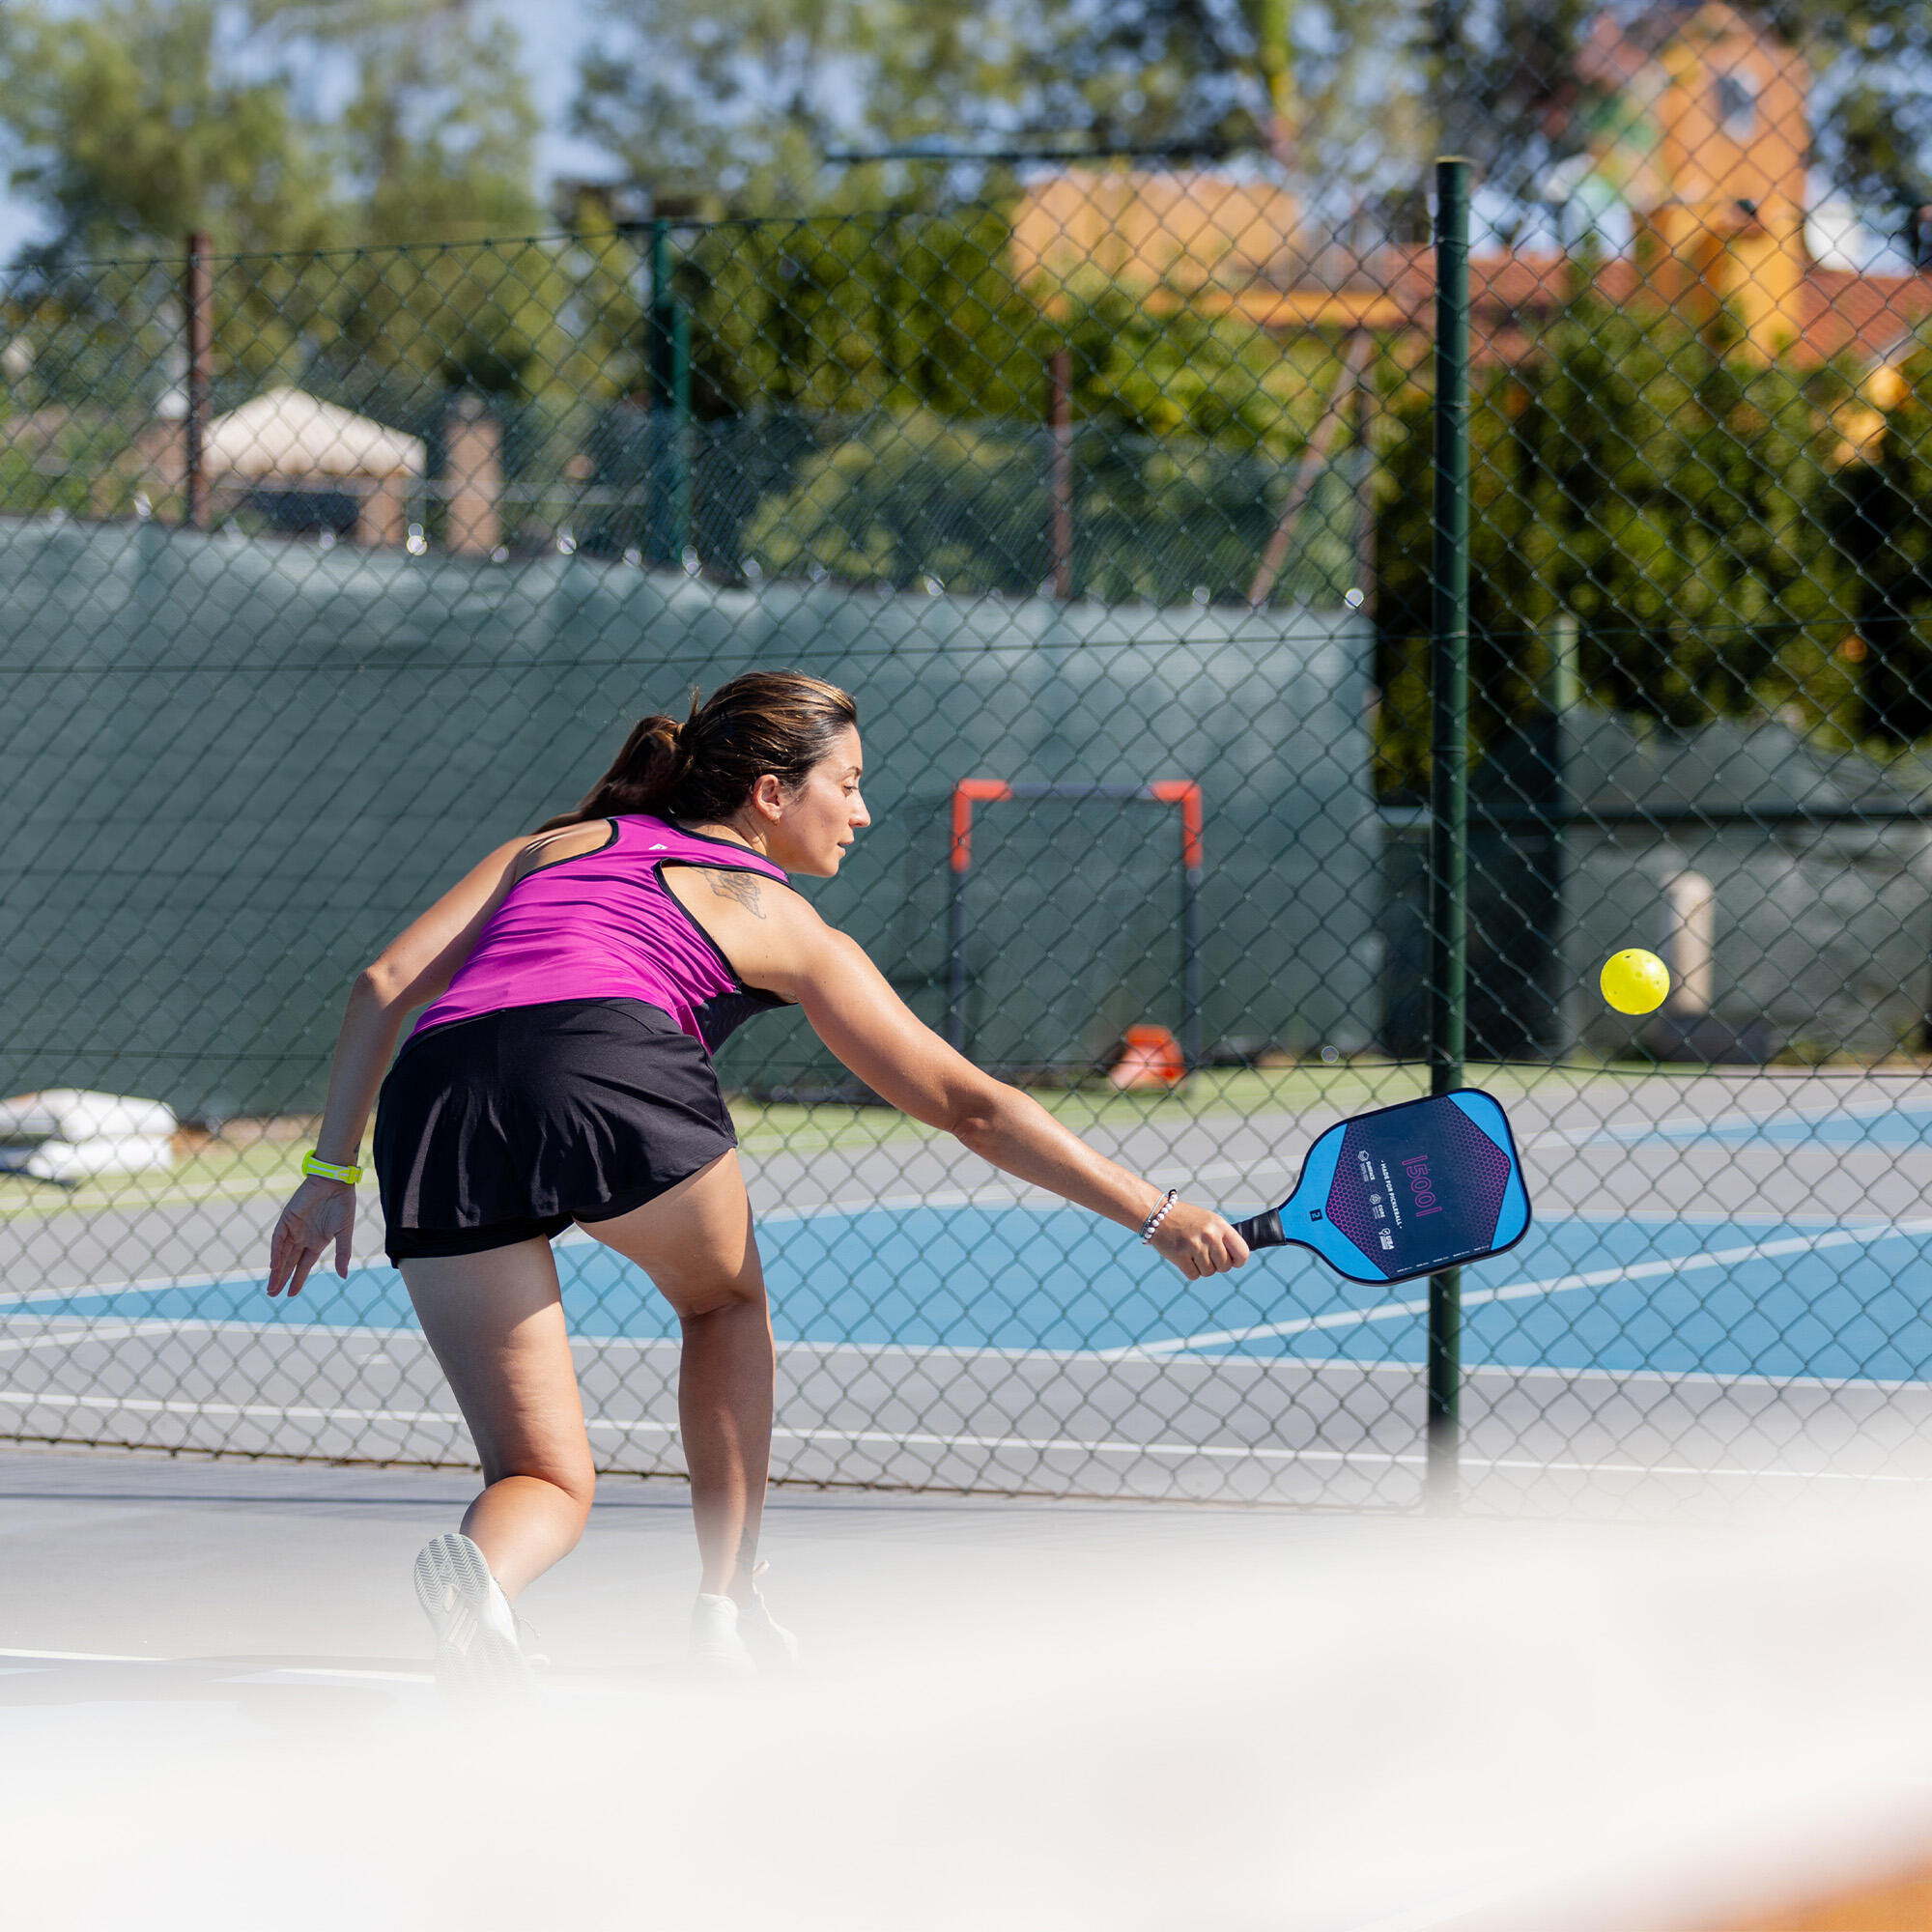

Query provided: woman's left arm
[743,896,1247,1280]
[266,833,539,1298]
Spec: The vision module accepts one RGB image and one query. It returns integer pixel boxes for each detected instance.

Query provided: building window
[1714,71,1757,140]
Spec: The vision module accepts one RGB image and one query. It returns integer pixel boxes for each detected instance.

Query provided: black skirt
[372,998,738,1262]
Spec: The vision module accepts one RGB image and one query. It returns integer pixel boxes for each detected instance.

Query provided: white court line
[0,1322,178,1356]
[1116,1216,1932,1358]
[0,1315,430,1347]
[0,1184,1066,1307]
[0,1386,1925,1485]
[0,1168,1278,1310]
[0,1646,153,1662]
[1525,1093,1932,1153]
[0,1313,1121,1368]
[14,1205,1932,1372]
[0,1647,431,1684]
[0,1265,249,1311]
[14,1316,1932,1395]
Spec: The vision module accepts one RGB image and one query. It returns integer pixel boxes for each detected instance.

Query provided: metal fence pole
[1427,156,1472,1513]
[1047,346,1073,598]
[182,232,212,529]
[670,298,694,564]
[647,217,676,565]
[947,781,980,1052]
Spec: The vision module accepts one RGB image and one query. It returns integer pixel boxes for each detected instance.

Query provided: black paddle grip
[1233,1208,1284,1250]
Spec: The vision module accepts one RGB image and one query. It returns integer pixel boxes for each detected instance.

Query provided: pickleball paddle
[1232,1089,1532,1285]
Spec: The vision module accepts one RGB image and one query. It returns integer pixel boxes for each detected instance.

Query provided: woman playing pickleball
[266,670,1247,1690]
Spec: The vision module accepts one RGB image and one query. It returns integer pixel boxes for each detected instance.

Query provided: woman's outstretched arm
[732,893,1247,1280]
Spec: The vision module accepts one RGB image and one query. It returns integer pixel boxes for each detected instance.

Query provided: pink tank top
[412,814,792,1052]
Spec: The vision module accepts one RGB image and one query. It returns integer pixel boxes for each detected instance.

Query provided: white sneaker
[738,1561,800,1672]
[413,1532,532,1697]
[690,1593,757,1678]
[689,1563,799,1677]
[512,1610,552,1671]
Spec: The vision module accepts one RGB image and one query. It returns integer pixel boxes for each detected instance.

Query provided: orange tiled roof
[1209,245,1932,368]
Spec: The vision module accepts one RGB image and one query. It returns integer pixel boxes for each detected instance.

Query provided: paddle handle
[1233,1207,1285,1250]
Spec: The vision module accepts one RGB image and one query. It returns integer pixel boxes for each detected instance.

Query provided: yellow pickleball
[1601,948,1671,1015]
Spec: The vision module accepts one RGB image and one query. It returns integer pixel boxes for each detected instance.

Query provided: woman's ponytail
[542,671,858,833]
[536,710,692,831]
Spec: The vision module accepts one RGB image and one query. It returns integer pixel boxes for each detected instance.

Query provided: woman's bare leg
[582,1151,772,1601]
[401,1238,597,1599]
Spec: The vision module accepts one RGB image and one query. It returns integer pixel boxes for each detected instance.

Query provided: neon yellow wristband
[301,1152,362,1184]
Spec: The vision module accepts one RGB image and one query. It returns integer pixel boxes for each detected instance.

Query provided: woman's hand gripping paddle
[1233,1089,1532,1285]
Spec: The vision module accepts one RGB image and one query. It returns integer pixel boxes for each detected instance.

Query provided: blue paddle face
[1235,1090,1531,1284]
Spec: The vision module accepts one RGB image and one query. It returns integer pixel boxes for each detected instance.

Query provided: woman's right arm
[265,832,543,1298]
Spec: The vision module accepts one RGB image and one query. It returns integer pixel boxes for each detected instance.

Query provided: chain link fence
[8,22,1932,1511]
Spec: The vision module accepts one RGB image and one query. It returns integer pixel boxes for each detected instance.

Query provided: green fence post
[1427,156,1473,1514]
[670,298,694,565]
[647,218,678,566]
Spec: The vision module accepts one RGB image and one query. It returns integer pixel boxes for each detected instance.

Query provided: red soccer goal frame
[945,779,1204,1069]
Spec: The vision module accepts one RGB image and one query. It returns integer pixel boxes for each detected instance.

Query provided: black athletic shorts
[372,997,738,1263]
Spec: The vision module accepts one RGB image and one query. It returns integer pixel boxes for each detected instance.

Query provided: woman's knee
[666,1269,769,1323]
[484,1452,598,1523]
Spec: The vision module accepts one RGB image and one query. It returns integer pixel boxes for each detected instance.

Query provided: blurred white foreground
[4,1468,1932,1932]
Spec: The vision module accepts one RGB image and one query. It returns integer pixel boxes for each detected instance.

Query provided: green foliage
[740,402,1356,603]
[1767,1,1932,228]
[690,217,1362,600]
[571,0,1013,210]
[743,411,1049,592]
[1063,292,1341,455]
[1833,342,1932,742]
[1442,0,1932,238]
[1375,296,1865,792]
[0,0,339,257]
[571,0,1419,213]
[1433,0,1600,200]
[0,0,560,498]
[678,209,1048,416]
[300,0,543,243]
[0,0,541,260]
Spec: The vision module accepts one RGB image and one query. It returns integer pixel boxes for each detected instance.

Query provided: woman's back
[412,813,791,1050]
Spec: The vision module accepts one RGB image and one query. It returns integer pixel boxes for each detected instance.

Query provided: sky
[0,0,611,261]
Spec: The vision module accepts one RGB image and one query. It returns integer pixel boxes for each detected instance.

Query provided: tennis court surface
[6,1067,1931,1512]
[6,1447,1932,1932]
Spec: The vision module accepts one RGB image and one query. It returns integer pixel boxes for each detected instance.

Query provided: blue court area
[1610,1103,1932,1149]
[13,1193,1932,1388]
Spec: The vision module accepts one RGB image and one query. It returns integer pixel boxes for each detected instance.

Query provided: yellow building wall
[1629,2,1811,357]
[1010,170,1302,298]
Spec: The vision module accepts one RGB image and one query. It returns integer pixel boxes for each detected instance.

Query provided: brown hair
[540,669,859,831]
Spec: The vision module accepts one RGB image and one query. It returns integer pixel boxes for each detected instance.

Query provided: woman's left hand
[267,1176,355,1298]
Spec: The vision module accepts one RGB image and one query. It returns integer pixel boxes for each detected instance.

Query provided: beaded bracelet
[1138,1188,1179,1244]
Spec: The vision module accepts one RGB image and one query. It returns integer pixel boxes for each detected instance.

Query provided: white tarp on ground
[0,1089,176,1179]
[205,388,425,480]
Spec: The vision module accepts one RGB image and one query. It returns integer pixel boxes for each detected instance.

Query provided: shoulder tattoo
[706,868,766,918]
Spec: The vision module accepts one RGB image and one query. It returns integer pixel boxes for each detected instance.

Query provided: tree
[1754,1,1932,241]
[570,0,1419,213]
[1833,344,1932,743]
[570,0,1008,209]
[260,0,543,242]
[0,0,542,260]
[1429,0,1600,204]
[1430,1,1932,237]
[0,0,339,257]
[1374,293,1861,794]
